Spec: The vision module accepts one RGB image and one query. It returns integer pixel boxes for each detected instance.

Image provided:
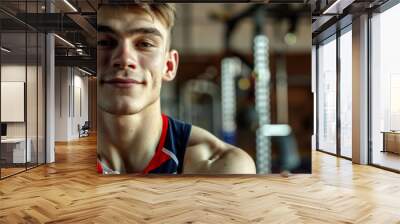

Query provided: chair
[79,121,90,138]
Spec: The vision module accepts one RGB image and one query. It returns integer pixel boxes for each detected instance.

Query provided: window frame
[315,21,353,160]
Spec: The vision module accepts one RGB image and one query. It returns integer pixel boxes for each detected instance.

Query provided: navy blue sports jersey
[97,114,192,174]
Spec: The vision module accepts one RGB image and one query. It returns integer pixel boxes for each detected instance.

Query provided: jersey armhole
[177,123,192,174]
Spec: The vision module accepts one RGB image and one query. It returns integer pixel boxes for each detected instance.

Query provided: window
[317,36,337,154]
[339,28,352,158]
[0,1,47,179]
[371,2,400,171]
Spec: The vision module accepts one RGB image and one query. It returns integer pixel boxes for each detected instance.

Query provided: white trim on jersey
[162,147,179,166]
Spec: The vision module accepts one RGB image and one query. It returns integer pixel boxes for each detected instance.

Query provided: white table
[1,138,32,163]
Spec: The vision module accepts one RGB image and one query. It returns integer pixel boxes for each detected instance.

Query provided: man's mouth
[101,78,146,88]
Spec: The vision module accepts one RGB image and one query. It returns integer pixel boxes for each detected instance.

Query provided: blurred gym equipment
[180,80,221,137]
[218,4,301,174]
[253,34,272,174]
[221,57,250,144]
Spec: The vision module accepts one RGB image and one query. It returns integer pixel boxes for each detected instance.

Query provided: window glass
[339,28,352,158]
[371,3,400,171]
[317,36,337,154]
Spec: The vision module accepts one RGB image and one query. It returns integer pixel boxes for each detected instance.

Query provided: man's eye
[137,41,155,48]
[97,39,117,47]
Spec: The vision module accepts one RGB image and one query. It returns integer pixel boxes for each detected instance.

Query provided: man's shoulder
[184,125,256,174]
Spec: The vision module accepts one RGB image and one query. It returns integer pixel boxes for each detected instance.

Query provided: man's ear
[163,49,179,81]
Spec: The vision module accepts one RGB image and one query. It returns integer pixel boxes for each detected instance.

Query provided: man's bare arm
[183,126,256,174]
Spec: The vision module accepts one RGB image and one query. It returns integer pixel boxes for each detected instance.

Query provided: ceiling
[311,0,390,42]
[0,0,97,72]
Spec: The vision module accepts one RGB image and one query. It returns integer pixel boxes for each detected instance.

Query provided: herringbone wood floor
[1,135,400,224]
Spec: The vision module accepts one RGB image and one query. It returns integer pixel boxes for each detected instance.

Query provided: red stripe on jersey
[97,160,103,174]
[142,114,170,174]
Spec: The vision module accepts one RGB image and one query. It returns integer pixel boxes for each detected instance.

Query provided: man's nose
[112,40,136,70]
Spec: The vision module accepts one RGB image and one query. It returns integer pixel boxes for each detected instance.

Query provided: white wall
[72,72,89,138]
[1,64,45,164]
[55,67,89,141]
[1,65,26,141]
[55,66,68,141]
[1,65,37,138]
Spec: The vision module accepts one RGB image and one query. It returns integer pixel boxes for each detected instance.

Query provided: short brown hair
[99,3,176,31]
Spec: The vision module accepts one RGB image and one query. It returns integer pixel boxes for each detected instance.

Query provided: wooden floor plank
[0,134,399,223]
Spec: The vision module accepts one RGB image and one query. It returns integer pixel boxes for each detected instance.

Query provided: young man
[97,3,256,174]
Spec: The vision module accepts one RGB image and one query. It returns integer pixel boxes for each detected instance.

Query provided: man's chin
[99,103,144,116]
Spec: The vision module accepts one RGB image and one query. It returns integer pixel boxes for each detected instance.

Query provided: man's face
[97,6,178,115]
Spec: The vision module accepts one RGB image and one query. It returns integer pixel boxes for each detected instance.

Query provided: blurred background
[160,4,312,173]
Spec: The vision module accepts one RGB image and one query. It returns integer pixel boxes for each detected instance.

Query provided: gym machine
[220,4,301,174]
[180,79,222,137]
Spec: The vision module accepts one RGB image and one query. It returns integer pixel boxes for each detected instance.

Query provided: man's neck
[99,101,163,173]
